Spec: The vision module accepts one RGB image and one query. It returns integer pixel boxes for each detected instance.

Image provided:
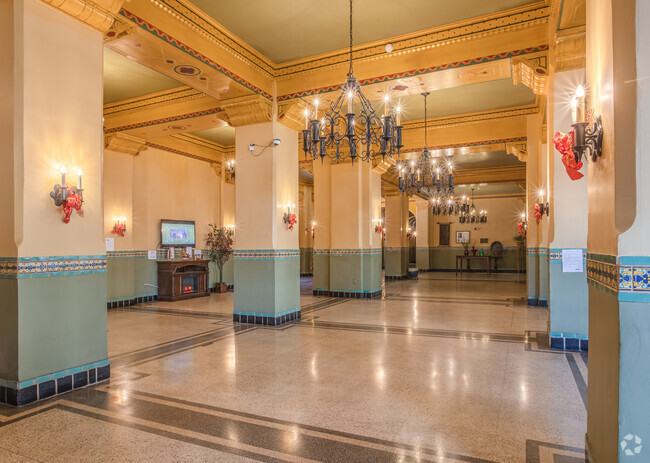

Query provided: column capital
[40,0,126,33]
[104,133,148,155]
[221,95,272,127]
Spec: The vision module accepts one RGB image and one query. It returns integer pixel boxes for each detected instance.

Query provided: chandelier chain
[348,0,353,76]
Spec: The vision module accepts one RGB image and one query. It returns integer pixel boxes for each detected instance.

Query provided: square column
[233,121,300,325]
[526,113,542,305]
[384,193,409,279]
[415,198,433,270]
[313,161,382,298]
[0,0,109,406]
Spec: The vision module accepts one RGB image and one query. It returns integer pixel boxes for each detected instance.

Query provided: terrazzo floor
[0,273,587,462]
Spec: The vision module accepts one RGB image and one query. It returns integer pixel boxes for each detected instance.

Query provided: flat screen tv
[161,220,196,247]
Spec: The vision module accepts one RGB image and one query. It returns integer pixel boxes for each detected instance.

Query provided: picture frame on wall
[456,231,470,243]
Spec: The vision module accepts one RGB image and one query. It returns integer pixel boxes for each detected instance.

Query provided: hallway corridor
[0,275,587,462]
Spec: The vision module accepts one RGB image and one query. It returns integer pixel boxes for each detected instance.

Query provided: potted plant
[471,242,478,256]
[462,241,470,256]
[206,224,233,293]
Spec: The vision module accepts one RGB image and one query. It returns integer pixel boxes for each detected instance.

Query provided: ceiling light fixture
[301,0,402,164]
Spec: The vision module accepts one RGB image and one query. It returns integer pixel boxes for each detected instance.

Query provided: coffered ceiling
[187,0,541,63]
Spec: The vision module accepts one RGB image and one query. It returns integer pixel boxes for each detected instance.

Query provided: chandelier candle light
[399,93,454,196]
[301,0,402,163]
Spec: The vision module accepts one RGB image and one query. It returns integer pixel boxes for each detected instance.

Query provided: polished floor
[0,274,588,462]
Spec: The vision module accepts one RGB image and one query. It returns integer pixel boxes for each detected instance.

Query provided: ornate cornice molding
[220,95,272,127]
[399,136,527,154]
[402,106,538,132]
[103,86,205,116]
[104,133,148,155]
[40,0,125,32]
[274,3,550,77]
[104,107,224,133]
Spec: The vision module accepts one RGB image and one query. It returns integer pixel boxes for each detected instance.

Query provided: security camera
[248,143,255,151]
[272,139,281,146]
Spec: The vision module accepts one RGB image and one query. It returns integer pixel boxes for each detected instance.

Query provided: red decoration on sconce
[553,131,584,181]
[533,204,542,225]
[517,222,527,237]
[375,224,383,235]
[112,221,127,237]
[62,186,83,224]
[283,213,297,230]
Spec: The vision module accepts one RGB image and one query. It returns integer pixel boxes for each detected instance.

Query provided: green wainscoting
[429,247,519,272]
[313,250,330,292]
[0,273,108,384]
[233,252,300,316]
[328,251,382,294]
[300,247,313,275]
[385,247,408,278]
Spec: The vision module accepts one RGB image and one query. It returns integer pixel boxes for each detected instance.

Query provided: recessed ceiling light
[385,43,393,53]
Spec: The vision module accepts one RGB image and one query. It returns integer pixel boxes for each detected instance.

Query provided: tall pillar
[0,0,111,406]
[548,68,589,350]
[584,1,642,461]
[415,198,433,270]
[526,113,542,304]
[313,161,331,294]
[538,141,550,307]
[233,121,300,325]
[298,183,314,276]
[313,162,382,298]
[385,193,409,279]
[218,166,235,288]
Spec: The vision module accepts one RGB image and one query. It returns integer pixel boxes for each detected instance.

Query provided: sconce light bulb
[77,169,82,176]
[384,94,390,102]
[571,96,577,108]
[396,106,401,113]
[575,85,585,98]
[60,166,67,174]
[521,212,526,219]
[539,189,544,197]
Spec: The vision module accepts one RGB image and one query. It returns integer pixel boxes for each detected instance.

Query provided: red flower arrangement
[553,131,584,181]
[62,186,83,224]
[283,212,297,230]
[112,220,127,237]
[517,221,527,237]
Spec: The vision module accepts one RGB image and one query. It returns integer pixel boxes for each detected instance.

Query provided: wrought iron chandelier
[458,188,487,224]
[398,93,454,196]
[301,0,402,164]
[431,196,461,216]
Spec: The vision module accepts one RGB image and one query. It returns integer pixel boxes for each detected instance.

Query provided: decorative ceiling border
[403,107,538,131]
[277,45,549,101]
[145,141,221,165]
[147,0,276,77]
[275,4,550,76]
[104,107,224,133]
[399,136,527,153]
[103,87,205,116]
[120,9,273,100]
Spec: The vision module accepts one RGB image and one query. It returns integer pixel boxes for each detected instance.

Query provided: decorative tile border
[0,360,110,407]
[384,247,409,252]
[586,253,618,294]
[527,247,540,256]
[619,256,650,302]
[234,249,300,261]
[329,248,382,256]
[233,308,301,326]
[550,332,588,351]
[106,250,210,260]
[313,289,382,299]
[0,255,107,279]
[549,248,587,263]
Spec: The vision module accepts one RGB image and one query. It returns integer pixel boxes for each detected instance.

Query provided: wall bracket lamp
[50,166,83,223]
[572,115,603,163]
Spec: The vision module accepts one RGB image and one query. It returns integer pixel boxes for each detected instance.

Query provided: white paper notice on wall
[148,250,157,260]
[105,238,114,252]
[562,249,584,273]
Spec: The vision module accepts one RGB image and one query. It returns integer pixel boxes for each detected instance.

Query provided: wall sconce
[306,221,316,238]
[479,210,488,224]
[50,166,83,223]
[112,217,127,237]
[518,213,528,236]
[571,85,603,163]
[283,203,297,230]
[225,159,235,177]
[534,190,549,224]
[225,224,235,237]
[373,218,383,234]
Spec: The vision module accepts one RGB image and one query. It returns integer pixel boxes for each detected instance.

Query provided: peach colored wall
[430,197,523,247]
[235,121,299,250]
[104,148,220,250]
[0,0,16,256]
[385,194,408,248]
[313,161,331,249]
[17,0,104,257]
[298,184,313,248]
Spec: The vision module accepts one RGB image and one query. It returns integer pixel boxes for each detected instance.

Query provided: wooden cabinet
[157,260,210,302]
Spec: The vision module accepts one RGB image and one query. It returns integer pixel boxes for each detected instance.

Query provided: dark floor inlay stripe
[566,353,588,410]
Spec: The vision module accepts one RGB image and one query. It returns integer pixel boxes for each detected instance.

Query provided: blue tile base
[385,275,408,281]
[0,362,110,407]
[108,295,157,309]
[528,297,539,306]
[233,309,301,326]
[550,334,588,351]
[538,299,549,307]
[313,289,382,299]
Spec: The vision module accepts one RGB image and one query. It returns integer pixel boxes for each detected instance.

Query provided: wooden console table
[456,255,492,276]
[157,260,210,302]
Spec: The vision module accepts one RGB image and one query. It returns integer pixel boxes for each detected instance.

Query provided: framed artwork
[456,231,470,243]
